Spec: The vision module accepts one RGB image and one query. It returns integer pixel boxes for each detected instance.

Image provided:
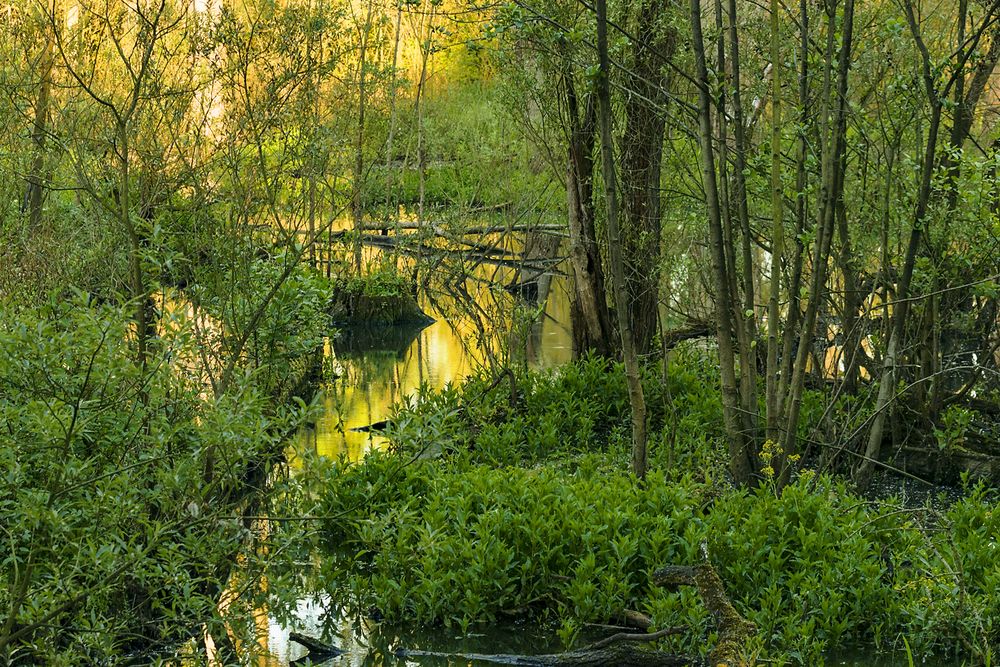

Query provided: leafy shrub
[384,352,726,469]
[314,360,1000,664]
[0,296,311,664]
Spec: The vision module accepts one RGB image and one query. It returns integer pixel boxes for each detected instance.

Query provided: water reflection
[249,261,573,666]
[264,597,563,666]
[297,273,573,462]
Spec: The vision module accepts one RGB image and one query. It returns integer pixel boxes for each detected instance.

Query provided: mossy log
[652,546,755,666]
[393,644,696,666]
[329,288,433,327]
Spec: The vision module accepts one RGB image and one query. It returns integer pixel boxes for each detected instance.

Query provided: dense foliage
[313,360,1000,664]
[5,0,1000,663]
[0,260,328,664]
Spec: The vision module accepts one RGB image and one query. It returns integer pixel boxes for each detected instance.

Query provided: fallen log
[393,626,691,666]
[393,642,697,666]
[288,631,344,658]
[356,221,566,236]
[351,419,391,433]
[662,323,713,351]
[652,544,755,666]
[346,233,570,276]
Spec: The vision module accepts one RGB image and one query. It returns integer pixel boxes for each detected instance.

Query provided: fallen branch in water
[289,631,344,658]
[393,642,697,666]
[351,419,391,433]
[582,625,684,650]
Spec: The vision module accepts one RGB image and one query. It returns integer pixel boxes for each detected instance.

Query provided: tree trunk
[597,0,648,479]
[564,61,614,357]
[857,0,941,489]
[777,0,810,415]
[764,0,783,441]
[780,0,854,485]
[619,0,674,356]
[411,4,436,294]
[25,36,53,229]
[724,0,760,456]
[384,0,403,247]
[352,0,375,274]
[690,0,752,485]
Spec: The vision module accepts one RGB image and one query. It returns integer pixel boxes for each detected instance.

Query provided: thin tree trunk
[25,36,53,229]
[306,0,321,267]
[597,0,647,479]
[411,4,436,293]
[777,0,809,412]
[765,0,783,441]
[725,0,759,452]
[384,0,403,246]
[352,0,375,274]
[690,0,752,485]
[835,155,859,394]
[780,0,854,484]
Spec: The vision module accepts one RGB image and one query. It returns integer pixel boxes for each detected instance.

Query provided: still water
[298,273,574,461]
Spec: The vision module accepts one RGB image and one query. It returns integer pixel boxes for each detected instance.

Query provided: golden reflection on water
[296,273,573,462]
[256,227,572,665]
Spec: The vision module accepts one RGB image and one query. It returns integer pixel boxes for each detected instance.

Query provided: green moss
[329,271,432,326]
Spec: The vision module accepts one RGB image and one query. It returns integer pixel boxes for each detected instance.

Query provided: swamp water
[256,271,574,665]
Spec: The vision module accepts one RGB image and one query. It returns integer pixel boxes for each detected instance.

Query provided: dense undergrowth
[363,83,558,213]
[0,260,330,664]
[308,355,1000,665]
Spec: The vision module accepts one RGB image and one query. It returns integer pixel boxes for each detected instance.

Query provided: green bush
[0,295,312,664]
[383,352,725,469]
[313,360,1000,664]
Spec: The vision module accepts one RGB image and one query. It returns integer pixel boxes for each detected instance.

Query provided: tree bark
[724,0,760,457]
[25,35,53,229]
[690,0,752,484]
[597,0,648,479]
[564,59,614,357]
[352,0,376,273]
[619,0,675,356]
